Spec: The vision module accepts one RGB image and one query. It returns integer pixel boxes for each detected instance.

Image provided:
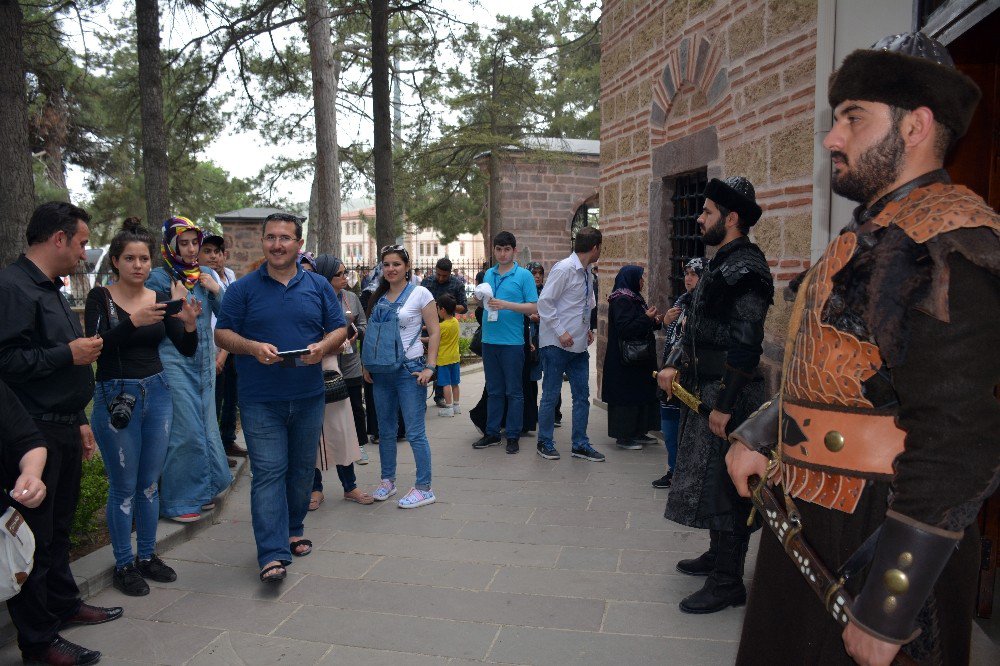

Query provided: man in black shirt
[0,202,122,666]
[421,257,468,406]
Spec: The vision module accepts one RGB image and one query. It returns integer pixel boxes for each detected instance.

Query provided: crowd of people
[0,30,997,666]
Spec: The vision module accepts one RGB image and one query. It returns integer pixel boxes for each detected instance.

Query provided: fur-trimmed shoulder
[873,182,1000,242]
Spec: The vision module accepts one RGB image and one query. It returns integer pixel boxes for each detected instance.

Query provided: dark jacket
[601,296,658,405]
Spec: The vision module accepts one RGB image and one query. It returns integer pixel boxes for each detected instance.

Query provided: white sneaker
[398,487,436,509]
[452,404,461,414]
[438,406,455,417]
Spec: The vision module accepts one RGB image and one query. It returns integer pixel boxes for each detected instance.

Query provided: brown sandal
[343,488,375,505]
[308,491,324,511]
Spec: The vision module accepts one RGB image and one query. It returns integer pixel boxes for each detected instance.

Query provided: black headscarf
[313,254,344,283]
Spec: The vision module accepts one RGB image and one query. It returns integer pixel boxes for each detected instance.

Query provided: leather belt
[33,412,80,426]
[686,347,727,379]
[781,402,906,476]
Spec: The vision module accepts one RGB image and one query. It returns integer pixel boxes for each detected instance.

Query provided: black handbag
[618,336,655,367]
[470,325,483,357]
[323,369,349,403]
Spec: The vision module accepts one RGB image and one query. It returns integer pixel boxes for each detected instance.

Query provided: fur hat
[703,176,762,226]
[828,32,981,138]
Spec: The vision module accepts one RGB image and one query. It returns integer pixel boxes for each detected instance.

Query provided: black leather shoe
[472,435,501,449]
[651,471,673,489]
[22,636,101,665]
[678,576,747,614]
[113,562,149,597]
[61,602,123,628]
[506,439,519,454]
[676,530,719,576]
[136,554,177,582]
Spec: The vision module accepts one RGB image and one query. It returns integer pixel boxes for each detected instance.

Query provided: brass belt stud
[897,552,913,569]
[824,430,845,452]
[883,595,898,614]
[884,569,910,594]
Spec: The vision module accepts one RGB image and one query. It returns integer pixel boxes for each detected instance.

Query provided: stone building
[596,0,1000,394]
[214,207,304,277]
[477,137,600,269]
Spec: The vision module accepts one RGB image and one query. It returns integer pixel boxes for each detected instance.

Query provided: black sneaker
[571,444,606,462]
[652,471,673,489]
[113,562,149,597]
[22,636,101,666]
[537,442,560,460]
[506,439,519,454]
[634,434,657,445]
[472,435,501,449]
[136,554,177,583]
[616,439,642,450]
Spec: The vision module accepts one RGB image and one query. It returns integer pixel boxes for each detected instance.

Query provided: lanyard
[490,262,518,298]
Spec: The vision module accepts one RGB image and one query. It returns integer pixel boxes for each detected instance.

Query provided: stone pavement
[2,358,997,664]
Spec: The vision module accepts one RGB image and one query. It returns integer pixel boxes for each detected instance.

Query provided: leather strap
[781,402,906,476]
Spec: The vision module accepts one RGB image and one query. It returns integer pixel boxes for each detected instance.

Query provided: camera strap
[100,288,131,409]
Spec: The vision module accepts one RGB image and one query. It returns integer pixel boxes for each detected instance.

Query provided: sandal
[289,539,313,557]
[308,491,324,511]
[343,488,374,505]
[259,563,286,583]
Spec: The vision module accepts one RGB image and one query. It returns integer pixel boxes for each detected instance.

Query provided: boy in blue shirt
[473,232,538,454]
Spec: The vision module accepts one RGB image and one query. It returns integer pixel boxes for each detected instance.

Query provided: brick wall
[481,151,600,268]
[221,221,265,277]
[598,0,820,395]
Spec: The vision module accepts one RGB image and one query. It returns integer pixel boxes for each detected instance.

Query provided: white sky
[63,0,541,208]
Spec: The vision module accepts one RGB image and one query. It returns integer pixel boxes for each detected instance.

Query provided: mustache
[830,151,849,164]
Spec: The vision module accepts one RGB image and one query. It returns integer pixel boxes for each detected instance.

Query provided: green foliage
[458,335,472,358]
[71,454,109,548]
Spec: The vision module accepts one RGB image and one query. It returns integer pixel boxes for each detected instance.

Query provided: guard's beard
[701,217,727,246]
[831,125,906,204]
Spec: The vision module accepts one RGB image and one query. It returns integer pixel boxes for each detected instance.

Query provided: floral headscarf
[161,216,203,290]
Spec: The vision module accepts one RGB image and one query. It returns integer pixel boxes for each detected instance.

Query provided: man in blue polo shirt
[473,231,538,455]
[216,213,346,583]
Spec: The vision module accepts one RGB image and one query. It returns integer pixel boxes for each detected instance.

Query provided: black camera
[108,392,137,430]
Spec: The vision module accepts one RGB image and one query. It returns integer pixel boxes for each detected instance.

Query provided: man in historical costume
[727,33,999,665]
[657,176,774,614]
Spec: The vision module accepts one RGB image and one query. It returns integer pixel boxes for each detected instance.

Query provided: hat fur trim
[828,49,981,137]
[704,179,763,226]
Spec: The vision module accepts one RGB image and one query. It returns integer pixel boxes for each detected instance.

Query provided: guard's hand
[657,367,677,398]
[10,473,46,509]
[80,424,97,461]
[558,332,574,348]
[130,302,166,328]
[254,342,281,365]
[299,342,324,365]
[843,621,901,666]
[725,442,769,498]
[69,336,103,365]
[708,409,731,439]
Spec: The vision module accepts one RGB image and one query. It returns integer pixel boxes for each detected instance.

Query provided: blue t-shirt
[216,263,345,403]
[481,262,538,346]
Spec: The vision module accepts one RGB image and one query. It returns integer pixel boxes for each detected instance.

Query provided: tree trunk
[486,152,501,261]
[306,0,341,256]
[136,0,170,225]
[307,174,319,254]
[0,0,36,267]
[38,86,69,196]
[370,0,395,251]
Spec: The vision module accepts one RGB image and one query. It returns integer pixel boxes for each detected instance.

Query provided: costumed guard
[657,176,774,614]
[726,33,1000,665]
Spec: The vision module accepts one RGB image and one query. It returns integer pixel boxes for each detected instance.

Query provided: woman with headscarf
[146,216,233,522]
[601,265,662,449]
[308,255,373,509]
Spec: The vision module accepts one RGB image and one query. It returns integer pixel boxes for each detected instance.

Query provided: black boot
[676,529,719,576]
[679,531,749,614]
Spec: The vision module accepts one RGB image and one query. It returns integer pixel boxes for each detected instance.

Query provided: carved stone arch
[649,33,728,148]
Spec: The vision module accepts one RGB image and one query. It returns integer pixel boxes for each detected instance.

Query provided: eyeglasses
[263,234,298,245]
[380,244,409,259]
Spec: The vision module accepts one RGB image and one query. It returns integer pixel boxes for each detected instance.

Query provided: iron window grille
[668,170,707,300]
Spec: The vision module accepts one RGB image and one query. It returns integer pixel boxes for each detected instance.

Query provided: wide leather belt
[781,402,906,476]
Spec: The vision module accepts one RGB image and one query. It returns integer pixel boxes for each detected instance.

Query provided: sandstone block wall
[598,0,820,395]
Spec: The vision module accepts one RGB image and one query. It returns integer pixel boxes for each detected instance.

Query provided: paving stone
[488,626,738,665]
[603,600,747,640]
[151,559,305,601]
[363,556,499,590]
[555,546,621,572]
[322,530,562,567]
[280,575,606,631]
[310,510,465,538]
[187,630,330,665]
[151,591,299,634]
[275,605,498,660]
[457,520,690,551]
[529,507,629,529]
[438,503,535,524]
[619,548,706,575]
[85,586,191,621]
[317,644,453,665]
[165,537,262,568]
[489,566,687,603]
[280,547,378,578]
[61,617,222,664]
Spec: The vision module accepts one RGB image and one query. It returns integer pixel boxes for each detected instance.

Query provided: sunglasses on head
[380,244,409,260]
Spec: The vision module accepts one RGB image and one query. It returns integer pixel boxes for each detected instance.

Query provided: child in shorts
[435,294,461,417]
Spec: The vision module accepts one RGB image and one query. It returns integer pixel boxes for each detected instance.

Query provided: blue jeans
[660,403,680,471]
[372,365,433,490]
[482,343,525,439]
[92,373,172,568]
[538,346,591,449]
[240,395,325,568]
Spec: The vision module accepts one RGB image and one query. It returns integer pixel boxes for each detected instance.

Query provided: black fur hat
[703,176,762,226]
[828,32,981,138]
